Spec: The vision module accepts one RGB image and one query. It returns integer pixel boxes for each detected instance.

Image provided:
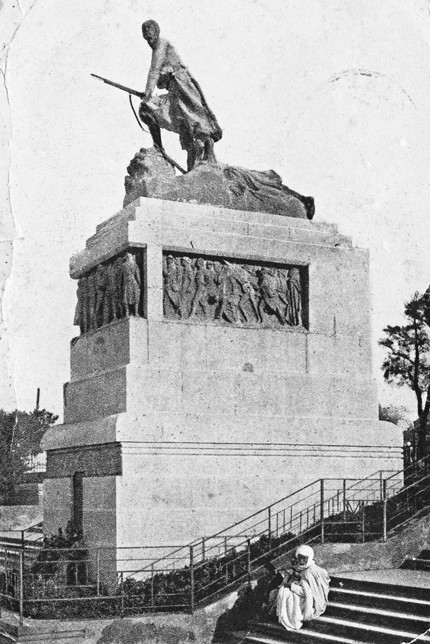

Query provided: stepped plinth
[41,194,402,578]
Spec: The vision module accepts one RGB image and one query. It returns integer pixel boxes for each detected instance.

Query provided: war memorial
[41,20,402,569]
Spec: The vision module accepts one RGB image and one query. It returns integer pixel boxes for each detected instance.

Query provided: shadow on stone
[212,578,271,643]
[97,619,196,644]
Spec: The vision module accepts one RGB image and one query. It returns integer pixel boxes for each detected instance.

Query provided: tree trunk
[417,384,430,460]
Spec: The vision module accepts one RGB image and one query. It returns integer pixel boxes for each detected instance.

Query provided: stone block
[287,375,334,418]
[306,333,335,374]
[126,365,183,414]
[43,478,72,537]
[83,477,116,549]
[45,443,122,478]
[64,367,127,423]
[334,334,368,378]
[70,319,131,380]
[332,377,378,420]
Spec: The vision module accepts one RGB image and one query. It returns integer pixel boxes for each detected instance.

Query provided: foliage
[18,529,301,619]
[379,290,430,457]
[378,404,409,426]
[32,521,87,579]
[0,408,58,502]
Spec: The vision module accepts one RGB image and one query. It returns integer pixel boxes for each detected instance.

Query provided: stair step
[329,587,430,617]
[245,630,363,644]
[331,576,430,602]
[307,616,430,644]
[0,628,85,644]
[326,602,429,633]
[403,558,430,569]
[253,618,430,644]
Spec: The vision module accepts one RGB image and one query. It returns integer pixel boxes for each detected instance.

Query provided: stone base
[123,148,314,218]
[43,410,401,550]
[42,197,403,579]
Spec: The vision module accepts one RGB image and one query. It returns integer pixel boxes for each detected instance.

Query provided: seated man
[276,545,330,631]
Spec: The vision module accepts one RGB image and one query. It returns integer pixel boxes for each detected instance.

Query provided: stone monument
[42,21,402,576]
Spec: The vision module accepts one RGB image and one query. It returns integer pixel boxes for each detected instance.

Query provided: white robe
[276,564,330,631]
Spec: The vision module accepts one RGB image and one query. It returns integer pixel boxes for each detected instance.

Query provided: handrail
[126,475,401,579]
[4,453,428,621]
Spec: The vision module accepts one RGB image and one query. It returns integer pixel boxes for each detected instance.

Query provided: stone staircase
[235,575,430,644]
[403,549,430,573]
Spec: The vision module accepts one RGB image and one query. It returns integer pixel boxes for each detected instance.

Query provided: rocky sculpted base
[123,147,314,219]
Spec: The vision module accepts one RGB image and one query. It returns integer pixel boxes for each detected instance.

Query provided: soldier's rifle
[91,73,145,99]
[91,74,186,174]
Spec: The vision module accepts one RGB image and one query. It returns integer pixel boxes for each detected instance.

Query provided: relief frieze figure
[73,249,144,335]
[163,252,306,329]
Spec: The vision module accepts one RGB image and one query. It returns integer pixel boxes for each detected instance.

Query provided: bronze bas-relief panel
[73,248,145,335]
[163,252,308,329]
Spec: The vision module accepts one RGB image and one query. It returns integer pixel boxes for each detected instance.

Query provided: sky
[1,0,430,421]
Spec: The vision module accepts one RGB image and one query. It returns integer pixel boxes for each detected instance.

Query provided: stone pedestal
[42,197,402,561]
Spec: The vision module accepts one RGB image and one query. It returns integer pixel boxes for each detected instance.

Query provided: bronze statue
[106,258,123,322]
[163,255,181,318]
[216,263,242,324]
[92,25,315,219]
[190,258,210,318]
[286,268,302,326]
[258,268,286,325]
[87,272,97,331]
[95,265,110,327]
[121,253,141,316]
[178,256,195,318]
[73,277,89,334]
[139,20,222,171]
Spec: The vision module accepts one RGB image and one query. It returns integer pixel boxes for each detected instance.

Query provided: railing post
[320,480,325,544]
[379,471,383,501]
[74,554,78,586]
[268,507,272,552]
[342,479,347,521]
[361,504,366,543]
[120,571,125,615]
[246,539,251,584]
[382,479,387,542]
[96,548,100,596]
[19,550,24,627]
[189,546,195,614]
[224,536,228,556]
[150,564,155,609]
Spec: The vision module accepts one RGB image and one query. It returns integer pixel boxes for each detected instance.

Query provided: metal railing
[26,452,47,473]
[0,456,429,621]
[0,521,43,554]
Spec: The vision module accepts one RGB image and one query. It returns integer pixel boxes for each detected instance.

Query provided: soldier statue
[139,20,222,171]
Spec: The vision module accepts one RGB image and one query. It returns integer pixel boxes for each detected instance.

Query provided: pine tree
[379,291,430,459]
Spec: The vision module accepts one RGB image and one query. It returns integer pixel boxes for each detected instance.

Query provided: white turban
[295,545,314,567]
